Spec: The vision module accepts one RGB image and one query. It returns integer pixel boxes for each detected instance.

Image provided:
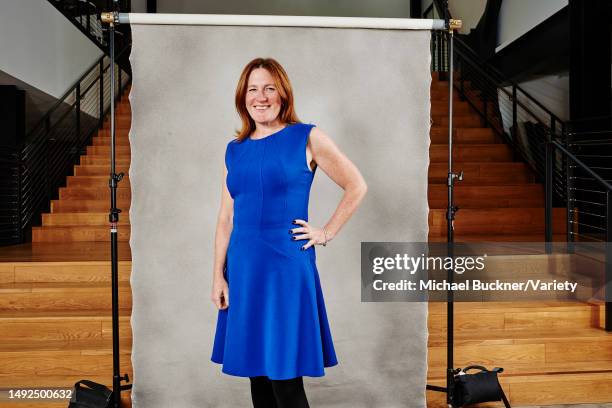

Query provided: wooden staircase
[32,93,132,243]
[0,86,134,408]
[425,75,612,407]
[1,78,610,407]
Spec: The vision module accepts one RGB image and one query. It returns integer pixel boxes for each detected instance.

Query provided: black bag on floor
[451,365,510,408]
[68,380,113,408]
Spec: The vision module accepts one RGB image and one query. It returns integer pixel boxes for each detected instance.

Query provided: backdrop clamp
[101,11,120,25]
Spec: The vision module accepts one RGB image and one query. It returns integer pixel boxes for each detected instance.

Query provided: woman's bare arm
[293,127,368,248]
[211,161,233,309]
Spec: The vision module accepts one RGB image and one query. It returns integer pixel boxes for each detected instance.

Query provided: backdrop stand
[424,16,464,407]
[103,6,132,408]
[101,10,462,408]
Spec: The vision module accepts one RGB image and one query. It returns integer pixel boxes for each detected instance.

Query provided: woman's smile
[246,67,282,126]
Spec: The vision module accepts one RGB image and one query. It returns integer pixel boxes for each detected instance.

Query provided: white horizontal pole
[117,13,447,30]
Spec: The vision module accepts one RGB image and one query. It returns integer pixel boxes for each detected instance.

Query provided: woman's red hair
[234,58,300,141]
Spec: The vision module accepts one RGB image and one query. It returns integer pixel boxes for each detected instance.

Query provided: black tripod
[103,4,132,407]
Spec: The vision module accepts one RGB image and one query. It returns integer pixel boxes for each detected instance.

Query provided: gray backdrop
[129,24,431,407]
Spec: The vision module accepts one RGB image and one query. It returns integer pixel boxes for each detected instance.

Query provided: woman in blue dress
[211,57,368,408]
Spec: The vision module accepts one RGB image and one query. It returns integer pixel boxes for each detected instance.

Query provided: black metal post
[606,191,612,331]
[99,60,105,129]
[45,117,51,201]
[87,5,91,33]
[459,60,465,101]
[511,85,518,160]
[482,93,488,128]
[76,83,81,143]
[436,31,444,81]
[147,0,157,13]
[17,150,23,243]
[545,142,553,252]
[565,126,574,252]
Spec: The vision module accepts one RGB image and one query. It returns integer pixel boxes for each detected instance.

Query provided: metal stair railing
[0,46,131,245]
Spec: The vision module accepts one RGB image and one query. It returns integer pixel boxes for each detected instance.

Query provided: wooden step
[430,88,463,100]
[76,159,130,168]
[59,187,131,200]
[79,156,131,165]
[87,145,131,155]
[51,199,130,213]
[430,127,500,144]
[428,208,566,236]
[32,226,130,242]
[0,260,131,283]
[431,100,472,114]
[0,347,132,377]
[42,213,130,227]
[430,144,513,162]
[92,136,131,146]
[102,115,130,126]
[0,282,132,311]
[116,104,131,114]
[431,115,483,128]
[67,175,131,187]
[97,128,130,137]
[66,175,128,187]
[427,338,612,378]
[428,301,605,331]
[0,309,132,346]
[428,184,544,208]
[427,372,612,407]
[429,162,535,184]
[0,242,131,263]
[428,233,568,242]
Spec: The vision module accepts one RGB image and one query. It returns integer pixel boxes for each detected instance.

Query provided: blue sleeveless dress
[211,122,338,380]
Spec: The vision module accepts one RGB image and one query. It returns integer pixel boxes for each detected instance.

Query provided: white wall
[516,73,569,121]
[0,0,103,98]
[496,0,567,51]
[448,0,487,35]
[157,0,411,17]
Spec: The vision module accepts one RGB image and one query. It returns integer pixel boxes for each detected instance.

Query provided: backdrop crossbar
[102,12,451,30]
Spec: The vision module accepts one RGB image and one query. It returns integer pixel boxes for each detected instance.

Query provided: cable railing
[561,118,612,243]
[50,0,107,47]
[0,47,130,245]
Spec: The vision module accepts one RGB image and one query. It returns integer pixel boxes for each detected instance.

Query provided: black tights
[249,376,310,408]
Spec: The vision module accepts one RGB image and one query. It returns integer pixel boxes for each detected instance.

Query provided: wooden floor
[1,78,611,407]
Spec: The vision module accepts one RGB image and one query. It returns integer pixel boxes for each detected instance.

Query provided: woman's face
[245,68,282,126]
